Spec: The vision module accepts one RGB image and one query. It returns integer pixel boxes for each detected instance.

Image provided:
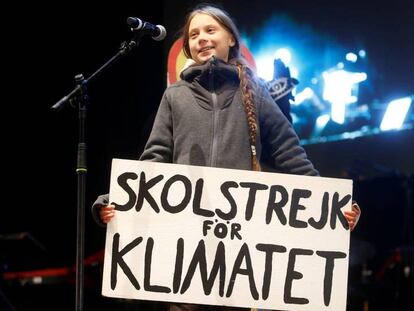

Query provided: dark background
[2,0,413,310]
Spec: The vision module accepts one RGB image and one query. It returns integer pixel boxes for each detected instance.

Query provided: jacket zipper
[210,59,219,167]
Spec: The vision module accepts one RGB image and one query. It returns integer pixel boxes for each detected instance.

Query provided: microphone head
[153,25,167,41]
[127,17,143,29]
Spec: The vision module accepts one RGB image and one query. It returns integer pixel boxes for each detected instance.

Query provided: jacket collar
[180,57,239,90]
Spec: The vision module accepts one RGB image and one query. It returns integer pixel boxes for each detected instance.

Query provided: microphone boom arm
[50,19,164,311]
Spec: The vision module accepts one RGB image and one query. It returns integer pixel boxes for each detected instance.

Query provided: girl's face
[188,13,235,64]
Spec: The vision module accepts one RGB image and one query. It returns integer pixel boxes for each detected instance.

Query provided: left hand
[344,202,361,231]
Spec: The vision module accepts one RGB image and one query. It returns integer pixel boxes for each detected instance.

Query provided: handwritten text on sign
[102,159,352,310]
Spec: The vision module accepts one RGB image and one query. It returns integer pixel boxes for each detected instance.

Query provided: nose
[198,31,208,45]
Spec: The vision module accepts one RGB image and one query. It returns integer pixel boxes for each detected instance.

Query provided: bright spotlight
[293,87,314,105]
[274,48,292,65]
[255,55,274,81]
[380,97,412,131]
[358,50,366,58]
[312,114,331,137]
[346,52,358,62]
[323,69,367,124]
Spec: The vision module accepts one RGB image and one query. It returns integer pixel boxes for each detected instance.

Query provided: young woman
[94,5,361,311]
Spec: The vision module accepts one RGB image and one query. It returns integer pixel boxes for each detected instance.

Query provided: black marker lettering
[284,248,313,305]
[256,243,287,300]
[114,172,138,211]
[193,178,214,217]
[289,189,311,228]
[216,181,238,220]
[309,192,329,230]
[226,243,259,300]
[160,174,191,214]
[240,182,268,221]
[330,193,352,230]
[144,237,171,293]
[266,185,288,225]
[111,233,142,290]
[135,172,163,213]
[316,250,347,306]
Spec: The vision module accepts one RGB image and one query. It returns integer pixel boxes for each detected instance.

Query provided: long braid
[235,62,261,171]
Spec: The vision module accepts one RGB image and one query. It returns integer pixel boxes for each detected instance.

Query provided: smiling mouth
[199,46,214,54]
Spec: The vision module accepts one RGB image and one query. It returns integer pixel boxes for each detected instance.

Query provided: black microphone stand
[51,30,146,311]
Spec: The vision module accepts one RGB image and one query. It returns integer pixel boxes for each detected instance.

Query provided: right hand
[99,204,115,224]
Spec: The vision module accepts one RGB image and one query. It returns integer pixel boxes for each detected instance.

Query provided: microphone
[127,17,167,41]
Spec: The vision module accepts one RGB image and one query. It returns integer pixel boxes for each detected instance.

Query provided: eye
[207,27,215,33]
[190,32,198,39]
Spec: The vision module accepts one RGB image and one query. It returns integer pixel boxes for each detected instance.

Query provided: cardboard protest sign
[102,159,352,310]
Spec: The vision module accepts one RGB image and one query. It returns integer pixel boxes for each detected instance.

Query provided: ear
[229,36,236,47]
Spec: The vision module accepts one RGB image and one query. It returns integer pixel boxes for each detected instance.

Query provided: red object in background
[2,249,104,286]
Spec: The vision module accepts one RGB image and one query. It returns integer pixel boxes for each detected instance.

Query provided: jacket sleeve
[257,83,319,176]
[91,193,109,227]
[139,90,174,162]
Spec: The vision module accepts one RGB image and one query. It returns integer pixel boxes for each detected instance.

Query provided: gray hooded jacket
[140,57,317,174]
[92,57,318,225]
